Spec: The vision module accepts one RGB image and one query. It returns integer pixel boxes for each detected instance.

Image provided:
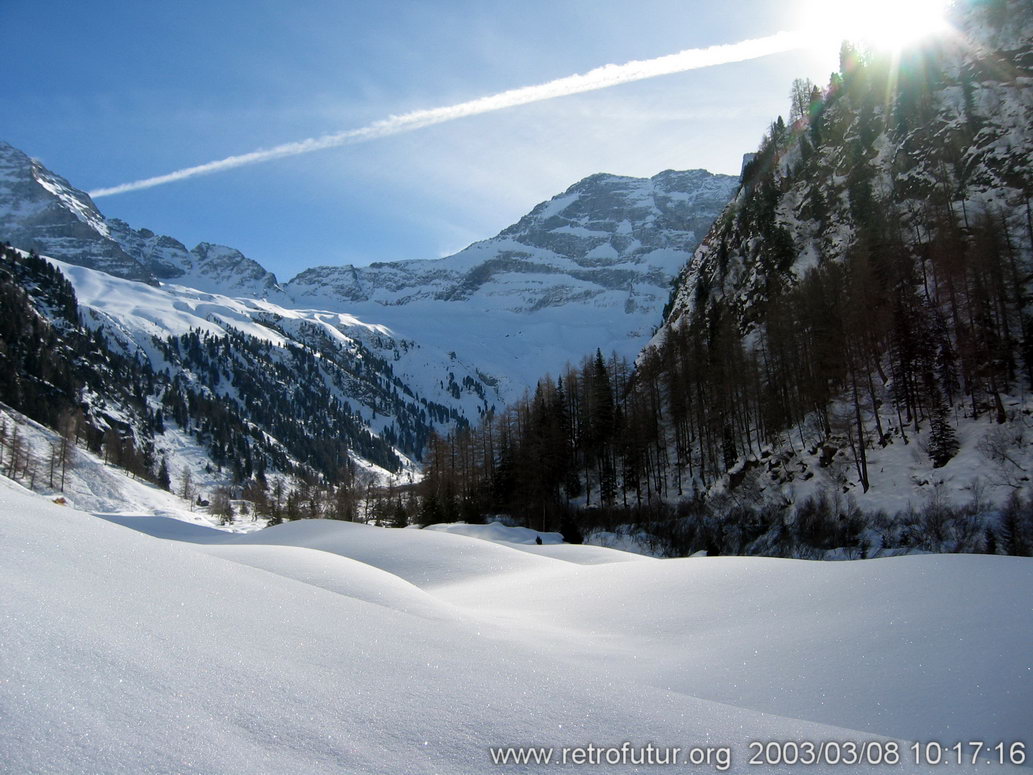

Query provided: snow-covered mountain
[289,169,736,310]
[0,137,739,501]
[0,140,283,293]
[0,141,149,280]
[0,139,737,406]
[286,169,739,395]
[1,243,502,490]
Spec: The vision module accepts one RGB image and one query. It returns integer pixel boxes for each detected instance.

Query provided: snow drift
[2,480,1030,773]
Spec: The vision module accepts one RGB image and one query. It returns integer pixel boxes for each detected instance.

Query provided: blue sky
[2,1,841,279]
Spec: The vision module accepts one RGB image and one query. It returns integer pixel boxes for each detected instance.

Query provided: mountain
[0,140,281,293]
[2,241,508,484]
[286,170,739,396]
[418,0,1033,558]
[0,140,737,406]
[106,218,282,296]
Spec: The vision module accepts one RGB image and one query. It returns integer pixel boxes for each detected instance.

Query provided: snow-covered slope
[49,256,497,462]
[3,481,1029,773]
[286,170,738,397]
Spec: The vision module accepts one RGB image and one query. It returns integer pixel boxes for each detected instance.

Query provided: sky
[1,1,843,280]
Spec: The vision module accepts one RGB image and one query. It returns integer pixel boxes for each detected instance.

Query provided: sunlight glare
[803,0,951,52]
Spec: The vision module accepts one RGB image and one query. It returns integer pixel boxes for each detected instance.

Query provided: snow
[40,254,493,473]
[32,164,111,238]
[425,520,655,564]
[0,405,209,522]
[2,478,1030,773]
[426,520,566,544]
[694,393,1033,535]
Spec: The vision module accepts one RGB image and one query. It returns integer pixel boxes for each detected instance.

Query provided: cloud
[90,30,808,198]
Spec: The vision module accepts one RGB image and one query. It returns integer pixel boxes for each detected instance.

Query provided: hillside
[419,0,1033,557]
[0,244,466,520]
[648,0,1033,500]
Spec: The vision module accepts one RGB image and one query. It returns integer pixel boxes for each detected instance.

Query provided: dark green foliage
[999,491,1033,556]
[928,389,959,468]
[154,327,404,478]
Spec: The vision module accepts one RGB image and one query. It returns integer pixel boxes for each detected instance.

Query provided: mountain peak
[0,143,284,296]
[0,141,151,281]
[286,167,739,400]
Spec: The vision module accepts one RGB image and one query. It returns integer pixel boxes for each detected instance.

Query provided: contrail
[90,30,808,198]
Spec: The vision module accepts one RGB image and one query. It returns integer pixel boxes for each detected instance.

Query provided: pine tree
[928,387,959,468]
[156,457,171,491]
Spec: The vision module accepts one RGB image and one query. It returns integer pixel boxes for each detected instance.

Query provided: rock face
[287,170,738,314]
[659,0,1033,333]
[0,141,149,281]
[175,241,281,297]
[0,141,281,294]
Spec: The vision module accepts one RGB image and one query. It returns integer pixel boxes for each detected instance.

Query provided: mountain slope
[639,0,1033,512]
[0,140,283,292]
[0,141,149,280]
[0,244,500,511]
[662,1,1033,331]
[286,169,739,396]
[60,254,493,464]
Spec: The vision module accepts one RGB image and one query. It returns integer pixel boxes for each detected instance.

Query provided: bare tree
[178,466,195,507]
[209,486,234,525]
[56,408,81,491]
[789,77,815,127]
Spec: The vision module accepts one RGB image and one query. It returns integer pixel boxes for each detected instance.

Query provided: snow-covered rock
[0,140,148,280]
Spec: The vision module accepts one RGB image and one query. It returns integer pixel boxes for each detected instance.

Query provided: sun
[802,0,952,53]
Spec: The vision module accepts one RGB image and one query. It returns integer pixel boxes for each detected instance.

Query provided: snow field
[3,482,1030,773]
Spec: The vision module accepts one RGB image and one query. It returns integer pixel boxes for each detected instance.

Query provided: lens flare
[802,0,951,52]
